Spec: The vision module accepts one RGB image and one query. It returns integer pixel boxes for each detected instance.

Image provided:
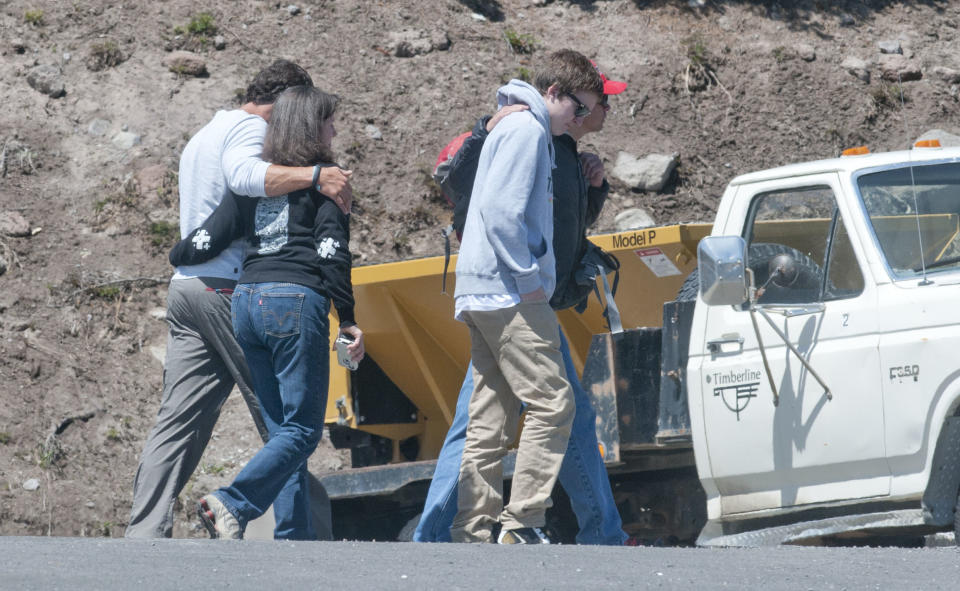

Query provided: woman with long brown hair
[170,85,363,539]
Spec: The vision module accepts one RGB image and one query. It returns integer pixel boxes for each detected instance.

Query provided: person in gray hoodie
[451,49,604,545]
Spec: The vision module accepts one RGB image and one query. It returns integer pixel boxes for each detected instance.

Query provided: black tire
[747,243,824,304]
[396,512,421,542]
[954,492,960,546]
[676,268,700,302]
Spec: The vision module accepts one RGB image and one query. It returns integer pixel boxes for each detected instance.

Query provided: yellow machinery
[325,224,711,463]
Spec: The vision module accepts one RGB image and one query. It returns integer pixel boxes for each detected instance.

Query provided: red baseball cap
[591,60,627,95]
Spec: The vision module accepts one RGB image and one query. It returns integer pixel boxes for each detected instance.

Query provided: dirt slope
[1,0,959,537]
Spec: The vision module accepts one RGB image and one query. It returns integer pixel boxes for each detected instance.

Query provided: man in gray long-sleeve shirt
[125,60,352,539]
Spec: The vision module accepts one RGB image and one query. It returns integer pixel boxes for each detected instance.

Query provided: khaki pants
[450,301,575,543]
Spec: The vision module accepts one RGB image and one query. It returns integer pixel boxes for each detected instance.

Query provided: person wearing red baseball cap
[417,57,629,546]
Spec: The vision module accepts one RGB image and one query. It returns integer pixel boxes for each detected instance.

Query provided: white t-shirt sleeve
[221,115,271,198]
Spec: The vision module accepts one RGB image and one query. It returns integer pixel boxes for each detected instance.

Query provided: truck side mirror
[698,236,748,306]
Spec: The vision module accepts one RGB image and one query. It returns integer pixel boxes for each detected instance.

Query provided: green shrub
[187,12,216,36]
[149,221,179,247]
[87,41,125,71]
[504,29,536,54]
[24,9,44,26]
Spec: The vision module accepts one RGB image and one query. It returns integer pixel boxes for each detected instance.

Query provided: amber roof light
[841,146,870,156]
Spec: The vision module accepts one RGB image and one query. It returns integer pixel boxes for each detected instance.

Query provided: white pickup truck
[687,141,960,545]
[284,141,960,547]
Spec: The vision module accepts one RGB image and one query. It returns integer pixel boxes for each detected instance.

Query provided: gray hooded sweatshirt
[454,79,557,302]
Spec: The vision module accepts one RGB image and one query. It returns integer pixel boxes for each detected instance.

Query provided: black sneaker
[497,527,550,544]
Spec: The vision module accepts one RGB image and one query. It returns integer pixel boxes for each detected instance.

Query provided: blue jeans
[215,282,328,540]
[414,330,627,545]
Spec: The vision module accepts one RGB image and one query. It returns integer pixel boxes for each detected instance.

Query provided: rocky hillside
[1,0,959,537]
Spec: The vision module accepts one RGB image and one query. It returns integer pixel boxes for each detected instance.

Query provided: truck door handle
[707,333,744,354]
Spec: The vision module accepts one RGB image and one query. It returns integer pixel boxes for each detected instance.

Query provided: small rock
[932,66,960,84]
[0,211,31,237]
[0,255,7,276]
[162,51,207,77]
[879,55,922,82]
[878,40,903,54]
[839,13,856,27]
[287,4,300,15]
[23,479,40,491]
[611,152,679,192]
[213,35,226,50]
[915,129,960,148]
[112,131,141,150]
[841,57,871,83]
[62,52,71,62]
[615,208,657,232]
[148,307,167,321]
[87,118,111,136]
[387,29,450,57]
[364,124,383,140]
[85,501,95,508]
[795,43,816,62]
[470,13,487,21]
[12,39,26,54]
[26,65,66,98]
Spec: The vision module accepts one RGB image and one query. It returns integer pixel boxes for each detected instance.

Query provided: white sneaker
[497,527,550,544]
[197,494,243,540]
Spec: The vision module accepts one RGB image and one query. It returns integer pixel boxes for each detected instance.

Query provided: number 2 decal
[841,313,849,327]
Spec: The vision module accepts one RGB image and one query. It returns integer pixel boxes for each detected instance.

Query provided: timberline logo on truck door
[706,368,762,421]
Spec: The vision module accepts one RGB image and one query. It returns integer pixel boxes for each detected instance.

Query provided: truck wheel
[748,242,824,302]
[676,269,700,302]
[954,493,960,546]
[396,512,421,542]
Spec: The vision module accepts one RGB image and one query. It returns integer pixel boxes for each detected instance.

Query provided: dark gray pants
[125,277,268,538]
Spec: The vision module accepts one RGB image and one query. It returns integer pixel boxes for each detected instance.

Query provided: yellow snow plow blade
[326,223,712,460]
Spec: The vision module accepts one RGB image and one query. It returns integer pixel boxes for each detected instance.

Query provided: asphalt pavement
[2,536,959,590]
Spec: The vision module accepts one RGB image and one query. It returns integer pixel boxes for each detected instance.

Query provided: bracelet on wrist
[311,164,321,188]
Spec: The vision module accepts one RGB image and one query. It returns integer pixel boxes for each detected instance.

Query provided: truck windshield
[857,161,960,279]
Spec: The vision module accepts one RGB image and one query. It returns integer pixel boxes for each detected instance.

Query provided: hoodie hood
[496,79,555,165]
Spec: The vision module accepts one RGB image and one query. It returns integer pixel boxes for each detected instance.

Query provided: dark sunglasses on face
[563,92,592,118]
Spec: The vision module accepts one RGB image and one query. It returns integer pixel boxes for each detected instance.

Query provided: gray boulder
[614,208,657,232]
[932,66,960,84]
[795,44,816,62]
[364,125,383,140]
[87,119,111,136]
[112,131,141,150]
[26,65,65,98]
[0,211,31,237]
[387,29,451,58]
[878,40,903,55]
[879,54,922,82]
[841,57,870,83]
[611,152,679,192]
[162,51,207,77]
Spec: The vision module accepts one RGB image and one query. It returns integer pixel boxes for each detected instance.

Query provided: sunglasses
[563,92,592,118]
